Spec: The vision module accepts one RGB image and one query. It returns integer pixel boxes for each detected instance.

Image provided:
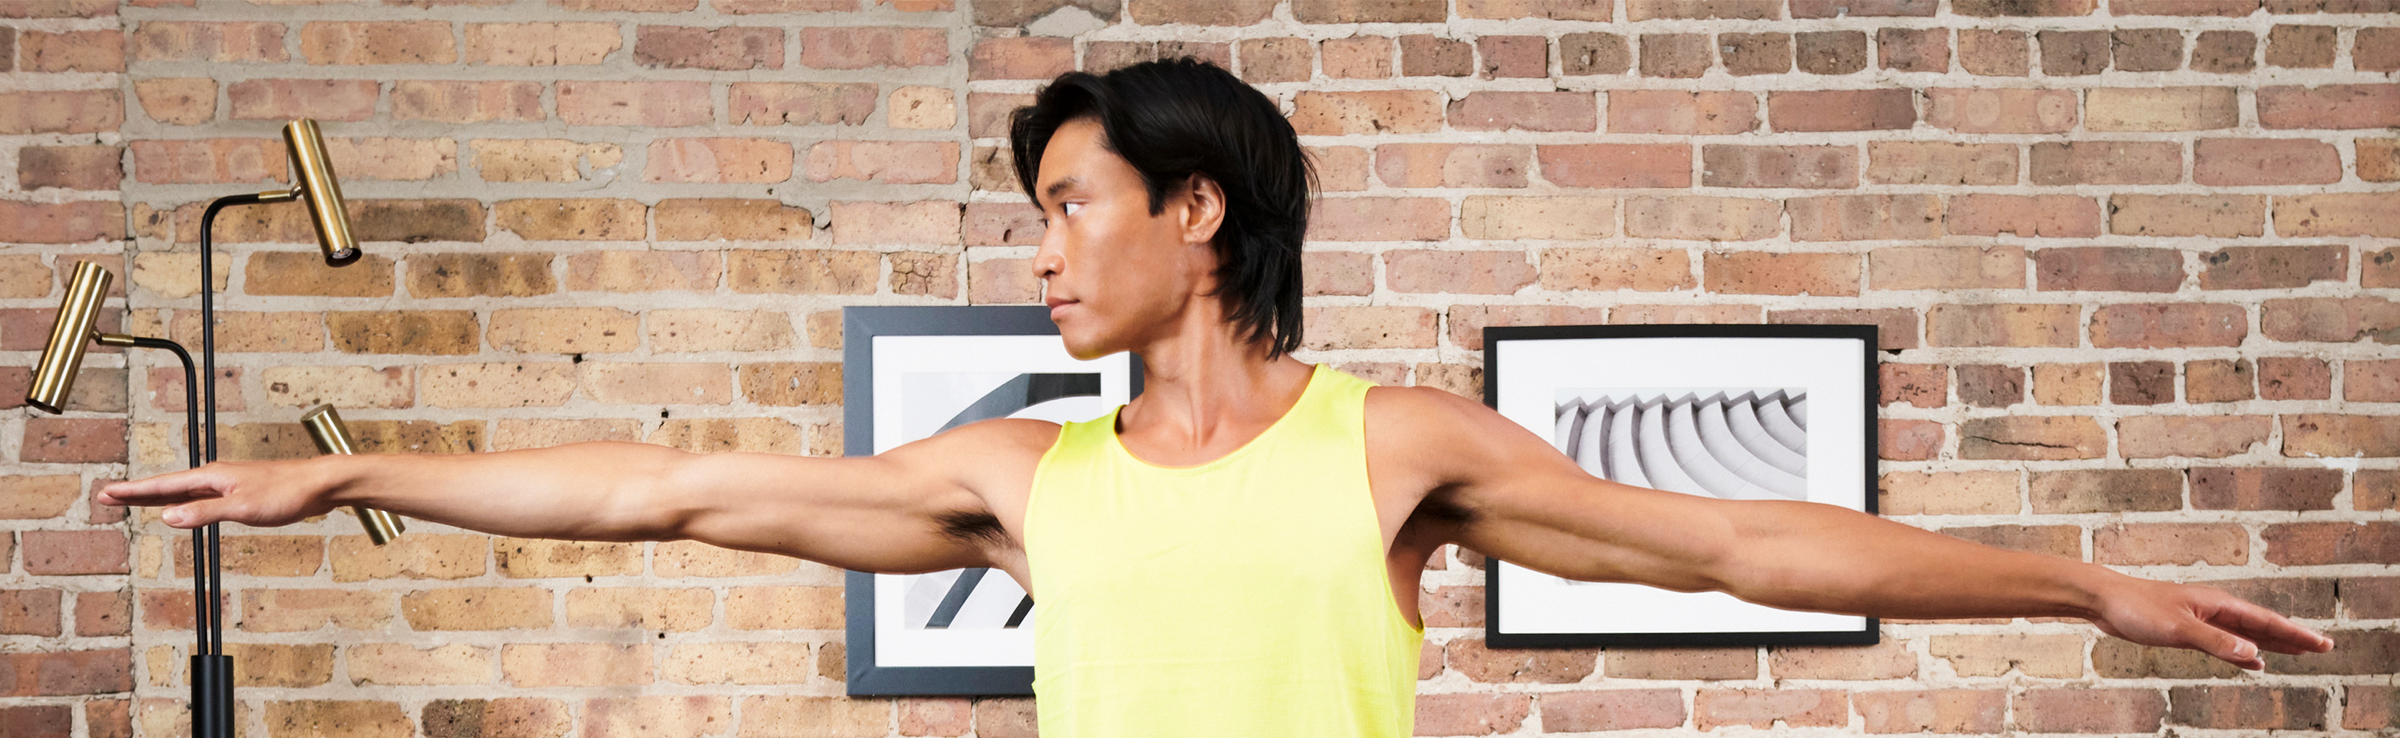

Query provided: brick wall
[1,0,2394,736]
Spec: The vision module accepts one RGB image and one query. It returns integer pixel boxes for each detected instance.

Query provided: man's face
[1030,118,1216,360]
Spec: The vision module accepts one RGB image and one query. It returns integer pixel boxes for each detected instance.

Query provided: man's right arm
[97,419,1056,575]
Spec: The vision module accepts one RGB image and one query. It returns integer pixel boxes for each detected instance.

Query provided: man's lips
[1046,297,1077,317]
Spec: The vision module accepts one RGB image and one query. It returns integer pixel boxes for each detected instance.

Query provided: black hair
[1010,57,1311,359]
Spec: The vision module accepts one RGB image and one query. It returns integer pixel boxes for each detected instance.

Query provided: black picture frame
[1481,323,1880,649]
[841,306,1142,696]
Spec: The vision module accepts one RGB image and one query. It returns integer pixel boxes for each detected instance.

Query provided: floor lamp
[27,118,374,738]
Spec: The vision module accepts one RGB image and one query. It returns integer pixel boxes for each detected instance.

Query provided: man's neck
[1115,313,1314,464]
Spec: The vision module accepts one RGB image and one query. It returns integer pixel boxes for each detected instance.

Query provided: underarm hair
[936,509,1012,549]
[1412,491,1480,528]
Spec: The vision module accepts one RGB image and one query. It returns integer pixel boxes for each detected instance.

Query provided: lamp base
[191,654,234,738]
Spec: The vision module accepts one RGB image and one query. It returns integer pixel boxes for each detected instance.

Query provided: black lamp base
[191,654,234,738]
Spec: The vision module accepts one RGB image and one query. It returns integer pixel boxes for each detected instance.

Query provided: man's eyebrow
[1041,177,1082,207]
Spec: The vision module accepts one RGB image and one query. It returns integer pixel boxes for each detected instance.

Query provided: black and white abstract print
[1555,388,1808,502]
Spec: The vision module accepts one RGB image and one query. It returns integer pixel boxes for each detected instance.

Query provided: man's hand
[2088,577,2335,670]
[99,459,338,530]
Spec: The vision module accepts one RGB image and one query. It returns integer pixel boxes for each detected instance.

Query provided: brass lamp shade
[28,262,113,414]
[301,404,406,545]
[282,119,361,267]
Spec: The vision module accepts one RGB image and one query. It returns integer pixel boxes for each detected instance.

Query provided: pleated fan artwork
[1554,389,1809,502]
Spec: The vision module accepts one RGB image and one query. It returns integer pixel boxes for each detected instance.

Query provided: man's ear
[1178,173,1227,248]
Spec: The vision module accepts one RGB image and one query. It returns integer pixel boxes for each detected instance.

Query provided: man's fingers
[98,470,227,506]
[2208,599,2333,654]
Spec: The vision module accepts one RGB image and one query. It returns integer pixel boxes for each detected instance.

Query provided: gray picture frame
[841,306,1142,696]
[1482,324,1880,649]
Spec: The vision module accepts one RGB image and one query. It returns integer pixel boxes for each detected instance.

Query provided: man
[104,59,2331,737]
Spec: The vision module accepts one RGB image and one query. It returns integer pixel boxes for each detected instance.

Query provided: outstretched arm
[1370,387,2332,669]
[98,419,1055,575]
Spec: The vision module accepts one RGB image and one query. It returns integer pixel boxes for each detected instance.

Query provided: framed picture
[841,306,1141,696]
[1482,324,1879,648]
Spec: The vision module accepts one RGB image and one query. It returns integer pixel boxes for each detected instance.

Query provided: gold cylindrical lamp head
[282,119,361,268]
[28,262,114,415]
[301,404,406,545]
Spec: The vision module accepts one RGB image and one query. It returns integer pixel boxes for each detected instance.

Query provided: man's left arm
[1368,386,2332,669]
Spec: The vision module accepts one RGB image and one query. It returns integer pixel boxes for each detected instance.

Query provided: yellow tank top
[1022,364,1422,737]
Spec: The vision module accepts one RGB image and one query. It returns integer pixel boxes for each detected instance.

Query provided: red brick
[2260,296,2400,344]
[1958,416,2105,459]
[131,21,285,62]
[2039,30,2110,75]
[1293,0,1446,21]
[1386,250,1534,295]
[2112,0,2257,11]
[634,25,782,70]
[1771,309,1919,350]
[2277,192,2400,238]
[299,20,457,65]
[1696,690,1847,730]
[1321,36,1394,79]
[2089,303,2245,348]
[2263,522,2399,565]
[1374,144,1526,188]
[731,82,877,126]
[1609,648,1757,679]
[2258,356,2331,400]
[1927,88,2074,133]
[1238,37,1313,83]
[1398,34,1470,76]
[1866,142,2013,185]
[2192,138,2341,185]
[1539,144,1689,188]
[227,79,378,122]
[2030,468,2180,513]
[1958,29,2029,75]
[1302,307,1437,351]
[0,650,131,697]
[393,80,544,123]
[2190,467,2340,511]
[1446,306,1611,351]
[1882,418,1943,460]
[21,530,127,575]
[2090,87,2240,131]
[2114,362,2177,404]
[1460,0,1613,19]
[1880,364,1947,408]
[1558,32,1630,75]
[803,26,944,70]
[1788,194,1941,241]
[0,89,122,134]
[970,36,1069,79]
[1291,91,1444,136]
[1477,35,1547,79]
[131,138,284,185]
[2019,688,2166,733]
[1626,196,1781,241]
[1640,33,1713,77]
[1412,694,1529,736]
[558,81,711,127]
[21,418,127,464]
[2027,141,2181,185]
[2199,245,2342,291]
[1704,252,1858,296]
[465,21,620,65]
[1959,0,2096,11]
[1443,638,1595,683]
[1855,690,2005,733]
[1949,195,2100,238]
[2111,194,2266,237]
[1540,690,1686,732]
[1874,28,1948,72]
[0,589,60,636]
[2167,686,2326,730]
[1307,198,1448,241]
[1702,145,1855,189]
[799,140,954,185]
[1719,32,1791,75]
[19,145,123,191]
[1611,89,1758,134]
[2121,415,2273,458]
[19,29,123,72]
[1767,89,1914,132]
[1629,0,1779,18]
[1445,92,1596,133]
[2351,359,2400,402]
[2033,247,2183,292]
[2284,415,2400,458]
[1870,246,2024,290]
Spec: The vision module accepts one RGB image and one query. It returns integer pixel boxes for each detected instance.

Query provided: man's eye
[1063,203,1082,217]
